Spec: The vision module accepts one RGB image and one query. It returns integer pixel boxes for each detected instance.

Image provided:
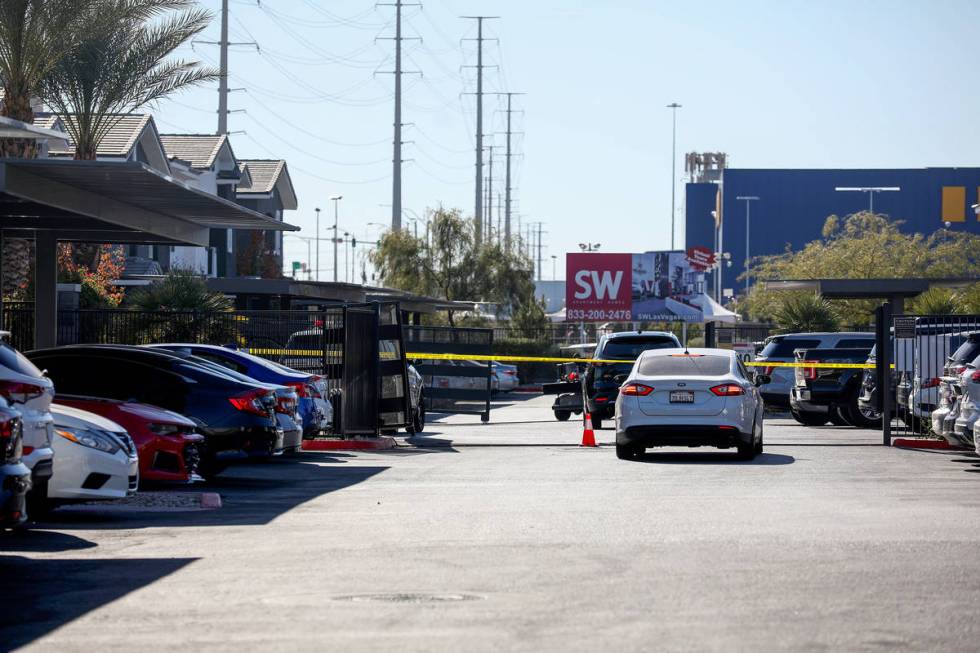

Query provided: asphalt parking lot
[4,393,980,652]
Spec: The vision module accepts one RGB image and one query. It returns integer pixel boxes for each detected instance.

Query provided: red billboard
[565,253,633,321]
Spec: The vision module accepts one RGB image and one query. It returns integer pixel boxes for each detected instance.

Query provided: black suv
[582,331,681,429]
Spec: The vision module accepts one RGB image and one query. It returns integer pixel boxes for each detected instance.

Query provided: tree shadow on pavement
[635,451,796,465]
[0,529,97,553]
[0,555,196,651]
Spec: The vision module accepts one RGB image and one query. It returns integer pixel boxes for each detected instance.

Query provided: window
[0,344,44,378]
[638,354,732,377]
[191,350,248,374]
[759,338,821,359]
[599,336,678,359]
[835,339,874,349]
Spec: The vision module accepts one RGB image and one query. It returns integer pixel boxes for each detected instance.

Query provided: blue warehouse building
[685,167,980,298]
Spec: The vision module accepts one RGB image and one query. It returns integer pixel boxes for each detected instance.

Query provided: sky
[155,0,980,282]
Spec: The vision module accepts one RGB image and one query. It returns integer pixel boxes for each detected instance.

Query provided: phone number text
[566,309,632,321]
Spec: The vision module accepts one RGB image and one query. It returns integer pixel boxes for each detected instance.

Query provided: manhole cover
[333,592,482,604]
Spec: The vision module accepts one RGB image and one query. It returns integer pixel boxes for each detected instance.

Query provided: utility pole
[497,92,523,251]
[195,0,255,135]
[485,145,493,239]
[380,0,421,231]
[314,207,321,281]
[667,102,682,249]
[535,222,544,282]
[330,195,342,282]
[462,16,498,247]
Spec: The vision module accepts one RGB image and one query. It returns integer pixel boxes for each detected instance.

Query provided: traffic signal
[351,237,357,248]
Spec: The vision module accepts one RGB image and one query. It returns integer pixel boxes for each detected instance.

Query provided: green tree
[909,287,962,315]
[41,0,217,160]
[127,269,235,343]
[371,207,536,326]
[771,293,840,333]
[511,297,549,339]
[128,268,231,312]
[743,212,980,326]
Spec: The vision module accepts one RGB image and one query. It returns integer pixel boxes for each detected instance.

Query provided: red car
[55,395,203,484]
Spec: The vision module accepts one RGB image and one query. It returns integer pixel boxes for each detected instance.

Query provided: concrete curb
[893,438,970,451]
[302,436,398,451]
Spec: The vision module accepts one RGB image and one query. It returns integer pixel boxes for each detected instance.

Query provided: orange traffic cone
[581,413,597,447]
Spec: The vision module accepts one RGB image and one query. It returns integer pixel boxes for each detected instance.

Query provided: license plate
[670,390,694,403]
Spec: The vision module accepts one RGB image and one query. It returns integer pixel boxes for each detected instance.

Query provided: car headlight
[55,428,121,454]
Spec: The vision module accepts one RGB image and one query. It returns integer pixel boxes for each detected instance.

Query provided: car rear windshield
[0,343,43,378]
[598,336,677,359]
[638,354,731,377]
[759,337,821,359]
[951,339,980,364]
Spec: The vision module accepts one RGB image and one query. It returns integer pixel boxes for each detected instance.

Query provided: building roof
[159,134,228,169]
[47,113,152,158]
[237,159,298,211]
[237,159,286,194]
[33,114,63,132]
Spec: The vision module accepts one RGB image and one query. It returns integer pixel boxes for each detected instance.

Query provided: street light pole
[736,196,759,295]
[834,186,900,214]
[551,254,557,280]
[667,102,682,250]
[314,207,320,282]
[330,195,342,282]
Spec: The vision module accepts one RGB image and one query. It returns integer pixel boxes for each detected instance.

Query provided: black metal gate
[878,310,980,444]
[403,325,493,422]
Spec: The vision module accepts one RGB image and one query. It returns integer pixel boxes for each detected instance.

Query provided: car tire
[737,439,757,460]
[753,418,764,456]
[590,413,603,430]
[198,454,227,481]
[616,443,641,460]
[791,409,829,426]
[411,396,426,434]
[555,410,571,422]
[843,398,881,429]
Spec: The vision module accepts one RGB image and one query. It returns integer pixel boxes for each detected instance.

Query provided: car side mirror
[754,374,771,387]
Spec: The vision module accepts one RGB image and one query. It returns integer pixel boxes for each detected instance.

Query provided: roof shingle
[46,113,151,157]
[237,159,285,194]
[159,134,228,169]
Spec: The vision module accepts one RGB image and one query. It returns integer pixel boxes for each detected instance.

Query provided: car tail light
[285,381,309,398]
[275,394,298,415]
[1,415,22,462]
[800,362,817,381]
[595,396,609,403]
[711,384,745,396]
[229,389,271,416]
[922,377,942,389]
[504,370,516,376]
[971,372,980,383]
[956,366,967,375]
[0,380,46,403]
[568,372,578,382]
[762,365,776,376]
[620,383,654,396]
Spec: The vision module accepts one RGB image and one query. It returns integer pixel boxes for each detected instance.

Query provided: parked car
[145,344,330,440]
[894,330,973,431]
[142,347,302,453]
[790,346,878,427]
[45,404,138,508]
[0,336,55,511]
[931,335,980,442]
[754,332,874,407]
[546,361,587,421]
[0,398,31,529]
[26,346,282,477]
[583,331,681,429]
[54,396,203,484]
[953,361,980,446]
[492,362,520,393]
[614,348,768,460]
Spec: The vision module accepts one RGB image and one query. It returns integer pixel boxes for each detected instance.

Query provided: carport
[0,157,297,349]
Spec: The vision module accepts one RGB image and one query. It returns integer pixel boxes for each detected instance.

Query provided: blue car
[146,344,331,437]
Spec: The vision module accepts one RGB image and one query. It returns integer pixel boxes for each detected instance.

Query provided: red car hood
[57,396,196,430]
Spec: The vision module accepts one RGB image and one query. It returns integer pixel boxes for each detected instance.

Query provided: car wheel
[754,420,764,456]
[791,409,829,426]
[411,396,426,434]
[616,443,641,460]
[197,454,227,481]
[555,410,571,422]
[737,439,757,460]
[590,413,603,430]
[844,398,881,429]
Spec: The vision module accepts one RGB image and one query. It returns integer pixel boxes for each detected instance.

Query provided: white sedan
[45,404,139,508]
[614,348,768,460]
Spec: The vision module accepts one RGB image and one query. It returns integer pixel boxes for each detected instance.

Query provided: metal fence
[404,325,493,422]
[1,302,412,436]
[878,312,980,444]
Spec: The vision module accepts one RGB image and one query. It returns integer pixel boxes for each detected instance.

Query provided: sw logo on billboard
[573,269,624,300]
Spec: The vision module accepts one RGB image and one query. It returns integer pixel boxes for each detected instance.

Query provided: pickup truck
[790,346,880,428]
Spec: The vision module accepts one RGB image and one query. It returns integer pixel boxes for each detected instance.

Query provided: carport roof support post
[35,232,58,350]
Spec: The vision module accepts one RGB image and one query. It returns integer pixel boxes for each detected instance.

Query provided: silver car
[615,348,768,460]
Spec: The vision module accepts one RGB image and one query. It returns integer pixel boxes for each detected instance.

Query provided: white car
[953,366,980,446]
[492,362,520,393]
[0,336,55,505]
[615,348,767,460]
[46,404,138,506]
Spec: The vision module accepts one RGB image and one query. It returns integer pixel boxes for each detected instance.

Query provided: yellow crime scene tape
[241,348,887,369]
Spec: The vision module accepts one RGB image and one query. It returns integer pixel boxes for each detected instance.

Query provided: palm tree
[773,292,840,333]
[40,0,217,160]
